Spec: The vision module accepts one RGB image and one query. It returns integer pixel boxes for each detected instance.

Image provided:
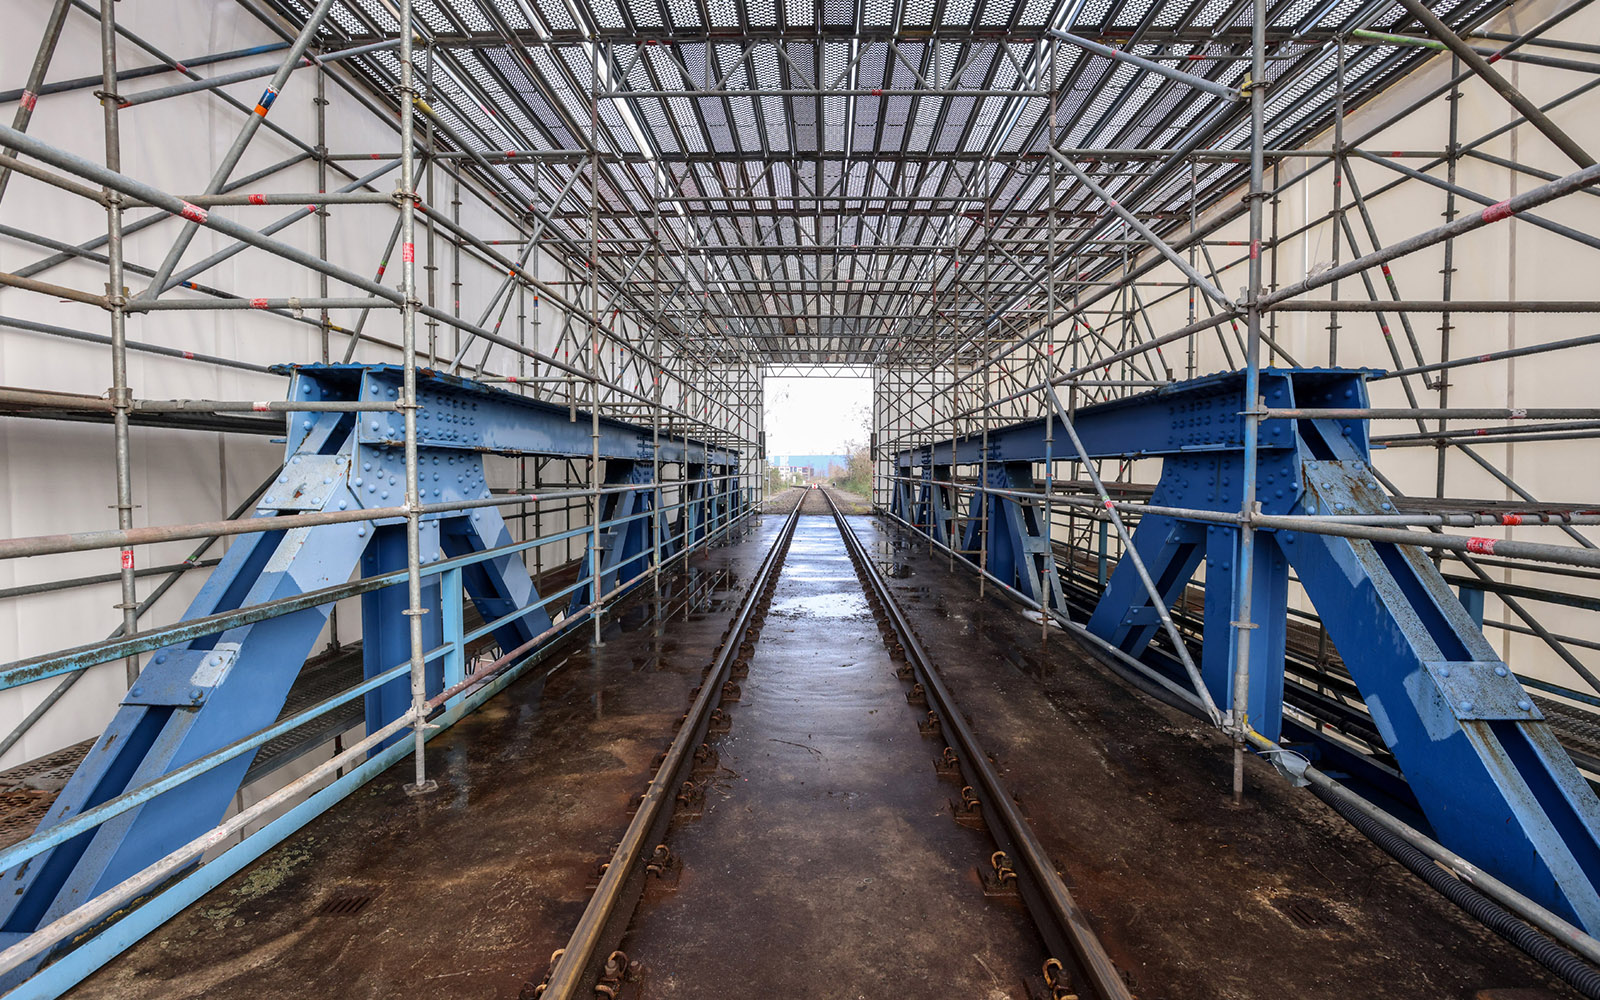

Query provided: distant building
[769,454,847,484]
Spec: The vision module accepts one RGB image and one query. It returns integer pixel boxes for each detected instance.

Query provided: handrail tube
[1,477,748,686]
[0,499,760,890]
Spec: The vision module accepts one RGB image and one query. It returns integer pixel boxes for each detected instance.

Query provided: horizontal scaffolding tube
[882,474,1600,568]
[0,388,396,414]
[0,314,275,374]
[116,37,401,108]
[1271,300,1600,312]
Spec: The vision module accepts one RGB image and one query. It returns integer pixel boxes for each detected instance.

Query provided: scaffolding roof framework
[260,0,1515,366]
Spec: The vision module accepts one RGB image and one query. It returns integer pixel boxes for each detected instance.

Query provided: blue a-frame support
[0,364,738,963]
[895,367,1600,933]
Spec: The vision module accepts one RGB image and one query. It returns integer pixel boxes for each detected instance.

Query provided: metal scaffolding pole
[1230,0,1270,804]
[3,0,1600,981]
[0,0,71,207]
[396,0,433,797]
[95,0,141,689]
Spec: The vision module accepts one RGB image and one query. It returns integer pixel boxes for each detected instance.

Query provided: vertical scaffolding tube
[1437,55,1461,513]
[316,65,330,365]
[1231,0,1269,802]
[397,0,433,795]
[1042,41,1056,647]
[588,42,603,648]
[98,0,139,688]
[0,0,72,206]
[1329,43,1345,366]
[651,168,664,599]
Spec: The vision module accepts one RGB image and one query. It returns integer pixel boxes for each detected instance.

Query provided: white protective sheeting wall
[0,0,591,767]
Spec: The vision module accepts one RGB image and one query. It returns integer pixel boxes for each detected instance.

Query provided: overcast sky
[763,375,871,458]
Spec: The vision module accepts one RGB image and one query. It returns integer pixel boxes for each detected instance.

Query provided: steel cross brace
[892,453,1065,613]
[0,365,738,969]
[895,367,1600,932]
[568,459,656,615]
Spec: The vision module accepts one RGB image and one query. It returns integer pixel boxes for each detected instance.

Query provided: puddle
[769,592,872,618]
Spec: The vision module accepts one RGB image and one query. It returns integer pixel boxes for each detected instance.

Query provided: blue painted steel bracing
[896,368,1600,933]
[0,365,739,969]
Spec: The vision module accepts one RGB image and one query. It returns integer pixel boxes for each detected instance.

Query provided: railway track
[527,490,1130,1000]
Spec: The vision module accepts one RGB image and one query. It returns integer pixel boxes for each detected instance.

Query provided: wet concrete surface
[857,515,1576,1000]
[62,503,1578,999]
[66,518,788,1000]
[618,513,1044,999]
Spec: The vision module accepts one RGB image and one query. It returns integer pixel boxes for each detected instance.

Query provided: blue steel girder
[959,458,1066,613]
[891,461,918,526]
[924,464,959,551]
[899,459,959,550]
[568,459,659,615]
[897,367,1600,932]
[0,365,738,962]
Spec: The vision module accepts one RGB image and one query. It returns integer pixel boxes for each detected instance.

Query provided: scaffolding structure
[1,0,1599,990]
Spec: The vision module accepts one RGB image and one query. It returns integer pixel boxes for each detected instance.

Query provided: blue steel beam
[0,365,739,973]
[288,363,739,467]
[893,368,1365,470]
[895,368,1600,933]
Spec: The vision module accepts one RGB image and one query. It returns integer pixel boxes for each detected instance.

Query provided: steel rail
[537,494,803,998]
[823,490,1133,1000]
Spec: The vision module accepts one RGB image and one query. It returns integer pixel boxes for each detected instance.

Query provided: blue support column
[441,568,466,709]
[927,464,958,549]
[892,461,916,524]
[440,507,552,656]
[1086,514,1204,656]
[1201,524,1289,742]
[570,459,657,615]
[361,522,443,753]
[682,462,707,549]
